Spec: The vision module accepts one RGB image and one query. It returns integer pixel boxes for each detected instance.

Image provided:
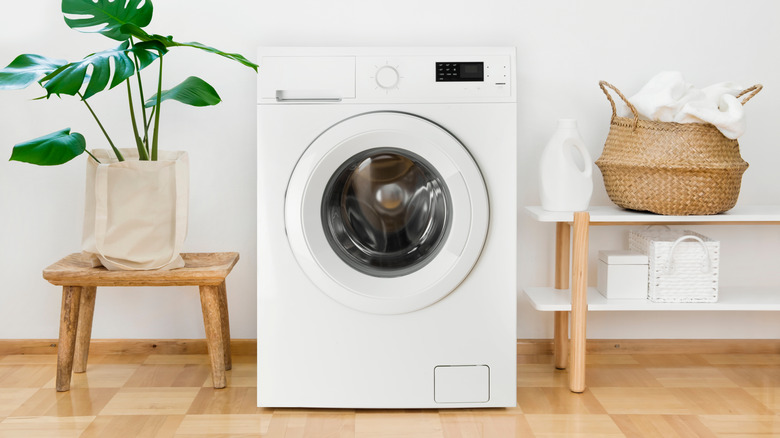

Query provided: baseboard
[0,339,257,356]
[0,339,777,356]
[517,339,780,355]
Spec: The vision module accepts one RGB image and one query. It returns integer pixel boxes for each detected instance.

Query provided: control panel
[356,55,512,101]
[436,62,484,82]
[257,49,515,103]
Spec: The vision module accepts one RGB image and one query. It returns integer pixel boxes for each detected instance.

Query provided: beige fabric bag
[82,148,189,271]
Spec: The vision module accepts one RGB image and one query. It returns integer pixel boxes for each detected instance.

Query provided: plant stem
[151,53,163,161]
[130,37,150,155]
[85,149,101,164]
[78,92,124,162]
[143,106,156,145]
[126,80,149,160]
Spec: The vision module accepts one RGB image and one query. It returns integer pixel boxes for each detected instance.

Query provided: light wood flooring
[0,350,779,437]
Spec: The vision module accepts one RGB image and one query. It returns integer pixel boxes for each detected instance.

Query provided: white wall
[1,0,779,340]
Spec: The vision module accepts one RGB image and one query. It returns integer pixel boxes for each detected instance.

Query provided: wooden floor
[0,351,779,437]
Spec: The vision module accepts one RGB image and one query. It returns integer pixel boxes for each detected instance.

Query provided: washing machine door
[285,112,489,314]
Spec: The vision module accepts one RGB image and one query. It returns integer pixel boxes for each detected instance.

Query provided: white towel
[674,82,746,139]
[616,72,747,139]
[616,71,699,122]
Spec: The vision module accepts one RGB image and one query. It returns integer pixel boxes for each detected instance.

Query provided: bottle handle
[563,137,592,178]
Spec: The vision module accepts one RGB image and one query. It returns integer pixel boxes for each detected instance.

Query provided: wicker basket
[596,81,762,215]
[628,228,719,303]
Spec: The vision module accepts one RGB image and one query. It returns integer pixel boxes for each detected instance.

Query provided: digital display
[436,62,484,82]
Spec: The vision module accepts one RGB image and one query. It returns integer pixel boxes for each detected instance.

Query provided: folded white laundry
[616,71,698,122]
[616,71,748,139]
[675,98,745,140]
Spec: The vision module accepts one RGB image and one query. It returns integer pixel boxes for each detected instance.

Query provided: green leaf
[62,0,153,41]
[131,40,168,69]
[0,54,68,90]
[121,24,258,71]
[10,128,86,166]
[144,76,221,108]
[165,40,258,72]
[40,42,161,99]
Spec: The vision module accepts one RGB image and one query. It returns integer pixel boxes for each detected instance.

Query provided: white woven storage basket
[628,228,719,303]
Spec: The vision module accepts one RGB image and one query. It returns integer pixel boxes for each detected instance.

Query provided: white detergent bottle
[539,119,593,211]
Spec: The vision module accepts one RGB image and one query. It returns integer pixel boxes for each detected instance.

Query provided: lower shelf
[523,287,780,311]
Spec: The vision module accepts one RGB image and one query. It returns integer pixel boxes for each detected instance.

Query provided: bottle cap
[557,119,578,128]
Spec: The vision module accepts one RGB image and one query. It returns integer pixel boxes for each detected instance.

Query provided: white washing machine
[257,47,517,408]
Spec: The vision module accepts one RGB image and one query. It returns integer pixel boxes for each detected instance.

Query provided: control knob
[375,65,400,89]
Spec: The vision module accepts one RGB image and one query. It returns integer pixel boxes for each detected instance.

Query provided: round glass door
[285,112,488,314]
[322,148,452,278]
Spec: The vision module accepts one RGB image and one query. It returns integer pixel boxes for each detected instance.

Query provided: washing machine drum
[322,148,451,278]
[285,112,488,314]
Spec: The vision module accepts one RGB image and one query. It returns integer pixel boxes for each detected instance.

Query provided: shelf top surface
[525,205,780,224]
[523,287,780,311]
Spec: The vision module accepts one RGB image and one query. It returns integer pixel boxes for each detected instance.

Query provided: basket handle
[736,84,762,105]
[665,235,711,274]
[642,225,672,231]
[599,80,640,128]
[600,81,762,122]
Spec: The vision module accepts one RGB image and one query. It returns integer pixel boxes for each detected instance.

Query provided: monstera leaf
[62,0,153,41]
[40,41,166,99]
[10,128,86,166]
[130,40,167,69]
[0,55,68,90]
[144,76,221,108]
[121,24,258,71]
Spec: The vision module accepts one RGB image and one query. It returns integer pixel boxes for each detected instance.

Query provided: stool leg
[56,286,82,392]
[73,286,97,373]
[199,284,227,389]
[218,281,232,371]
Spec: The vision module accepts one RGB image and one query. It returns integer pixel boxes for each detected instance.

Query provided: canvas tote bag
[82,148,188,271]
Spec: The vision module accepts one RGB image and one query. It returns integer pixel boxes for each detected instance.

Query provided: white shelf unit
[524,287,780,312]
[524,205,780,393]
[525,205,780,224]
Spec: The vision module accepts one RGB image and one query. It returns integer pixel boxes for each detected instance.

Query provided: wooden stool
[42,252,240,392]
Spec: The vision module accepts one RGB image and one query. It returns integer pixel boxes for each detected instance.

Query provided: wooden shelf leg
[569,211,590,393]
[73,286,97,373]
[56,286,82,392]
[554,312,569,370]
[200,284,227,389]
[218,281,232,371]
[554,222,570,370]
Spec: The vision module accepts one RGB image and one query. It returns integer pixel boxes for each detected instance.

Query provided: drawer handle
[275,90,342,102]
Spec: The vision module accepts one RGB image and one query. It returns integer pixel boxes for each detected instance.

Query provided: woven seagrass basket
[596,80,762,215]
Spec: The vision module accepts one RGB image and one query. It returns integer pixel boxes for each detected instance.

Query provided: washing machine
[257,47,517,408]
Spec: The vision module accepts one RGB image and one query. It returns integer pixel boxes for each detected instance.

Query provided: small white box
[597,250,649,299]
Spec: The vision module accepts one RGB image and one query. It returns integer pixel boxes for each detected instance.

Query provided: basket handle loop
[736,84,762,105]
[642,225,672,232]
[665,235,711,275]
[599,81,640,129]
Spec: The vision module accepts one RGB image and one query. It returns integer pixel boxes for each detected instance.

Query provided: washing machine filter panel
[322,147,452,278]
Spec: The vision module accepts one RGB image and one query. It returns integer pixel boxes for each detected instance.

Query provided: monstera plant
[0,0,257,165]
